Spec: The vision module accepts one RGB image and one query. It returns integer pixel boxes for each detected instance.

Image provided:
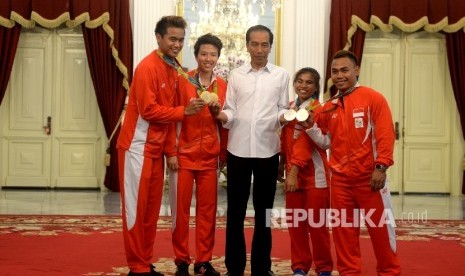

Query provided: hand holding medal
[198,79,219,104]
[284,99,317,122]
[185,98,206,115]
[208,100,222,117]
[284,108,311,122]
[283,108,297,121]
[199,90,219,104]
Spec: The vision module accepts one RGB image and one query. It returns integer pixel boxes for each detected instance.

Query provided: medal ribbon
[156,50,203,91]
[194,70,217,97]
[294,98,315,111]
[311,86,358,112]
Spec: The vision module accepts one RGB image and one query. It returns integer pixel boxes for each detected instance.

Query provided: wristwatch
[375,164,388,173]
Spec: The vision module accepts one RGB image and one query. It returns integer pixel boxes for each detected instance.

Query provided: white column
[294,0,329,92]
[281,0,330,100]
[131,0,177,68]
[281,0,296,74]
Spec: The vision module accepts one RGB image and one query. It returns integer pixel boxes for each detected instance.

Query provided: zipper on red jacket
[340,101,353,177]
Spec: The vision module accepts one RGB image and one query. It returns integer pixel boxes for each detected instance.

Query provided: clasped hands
[184,98,223,116]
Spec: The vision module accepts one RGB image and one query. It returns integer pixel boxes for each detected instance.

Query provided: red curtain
[0,0,133,191]
[327,0,465,194]
[0,25,20,104]
[81,0,133,192]
[325,0,367,95]
[446,31,465,194]
[0,0,21,105]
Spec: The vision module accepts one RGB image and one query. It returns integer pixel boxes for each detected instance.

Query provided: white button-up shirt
[222,62,290,158]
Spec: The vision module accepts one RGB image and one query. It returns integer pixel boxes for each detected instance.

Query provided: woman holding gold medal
[278,67,333,276]
[165,33,227,276]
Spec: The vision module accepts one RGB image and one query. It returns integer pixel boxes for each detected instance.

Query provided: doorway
[0,26,106,189]
[359,29,462,194]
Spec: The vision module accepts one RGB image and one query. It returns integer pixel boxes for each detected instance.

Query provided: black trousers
[225,152,279,275]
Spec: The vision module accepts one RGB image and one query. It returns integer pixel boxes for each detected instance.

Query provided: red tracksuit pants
[330,183,401,276]
[171,168,218,265]
[286,188,333,274]
[118,149,165,273]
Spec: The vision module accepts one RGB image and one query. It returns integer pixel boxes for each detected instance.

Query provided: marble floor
[1,184,464,220]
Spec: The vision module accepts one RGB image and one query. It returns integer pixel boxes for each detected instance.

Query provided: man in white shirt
[210,24,290,276]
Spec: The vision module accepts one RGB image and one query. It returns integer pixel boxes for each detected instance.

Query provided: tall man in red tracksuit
[278,67,333,276]
[116,16,205,276]
[165,34,227,276]
[307,50,401,276]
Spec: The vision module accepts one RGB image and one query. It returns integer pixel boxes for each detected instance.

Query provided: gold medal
[284,109,297,121]
[200,91,212,103]
[296,108,309,122]
[195,70,219,104]
[209,93,219,103]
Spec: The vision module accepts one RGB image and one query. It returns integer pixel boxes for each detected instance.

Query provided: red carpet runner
[0,215,464,275]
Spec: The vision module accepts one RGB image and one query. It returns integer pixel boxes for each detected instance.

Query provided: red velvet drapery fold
[0,1,21,104]
[0,0,133,191]
[82,0,133,192]
[0,25,20,104]
[327,0,465,194]
[446,32,465,194]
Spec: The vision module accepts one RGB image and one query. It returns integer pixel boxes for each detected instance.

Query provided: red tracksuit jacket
[117,50,185,158]
[165,70,228,169]
[314,85,395,186]
[280,99,329,188]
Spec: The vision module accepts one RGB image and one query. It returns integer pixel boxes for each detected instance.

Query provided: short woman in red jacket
[278,67,333,276]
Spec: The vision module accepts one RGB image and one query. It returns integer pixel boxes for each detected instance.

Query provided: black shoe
[128,265,164,276]
[175,262,190,276]
[194,262,220,276]
[150,264,165,276]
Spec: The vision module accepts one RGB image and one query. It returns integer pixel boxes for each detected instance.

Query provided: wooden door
[0,26,106,189]
[402,32,453,193]
[0,27,53,187]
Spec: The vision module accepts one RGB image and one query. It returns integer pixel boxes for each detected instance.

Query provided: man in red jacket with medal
[117,16,205,276]
[307,50,401,276]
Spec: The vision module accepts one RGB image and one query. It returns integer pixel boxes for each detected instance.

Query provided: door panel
[403,33,451,193]
[59,46,98,131]
[53,29,103,188]
[6,140,50,186]
[359,30,402,193]
[2,29,52,187]
[10,49,47,130]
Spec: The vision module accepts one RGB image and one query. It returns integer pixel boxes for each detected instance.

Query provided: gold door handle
[43,116,51,135]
